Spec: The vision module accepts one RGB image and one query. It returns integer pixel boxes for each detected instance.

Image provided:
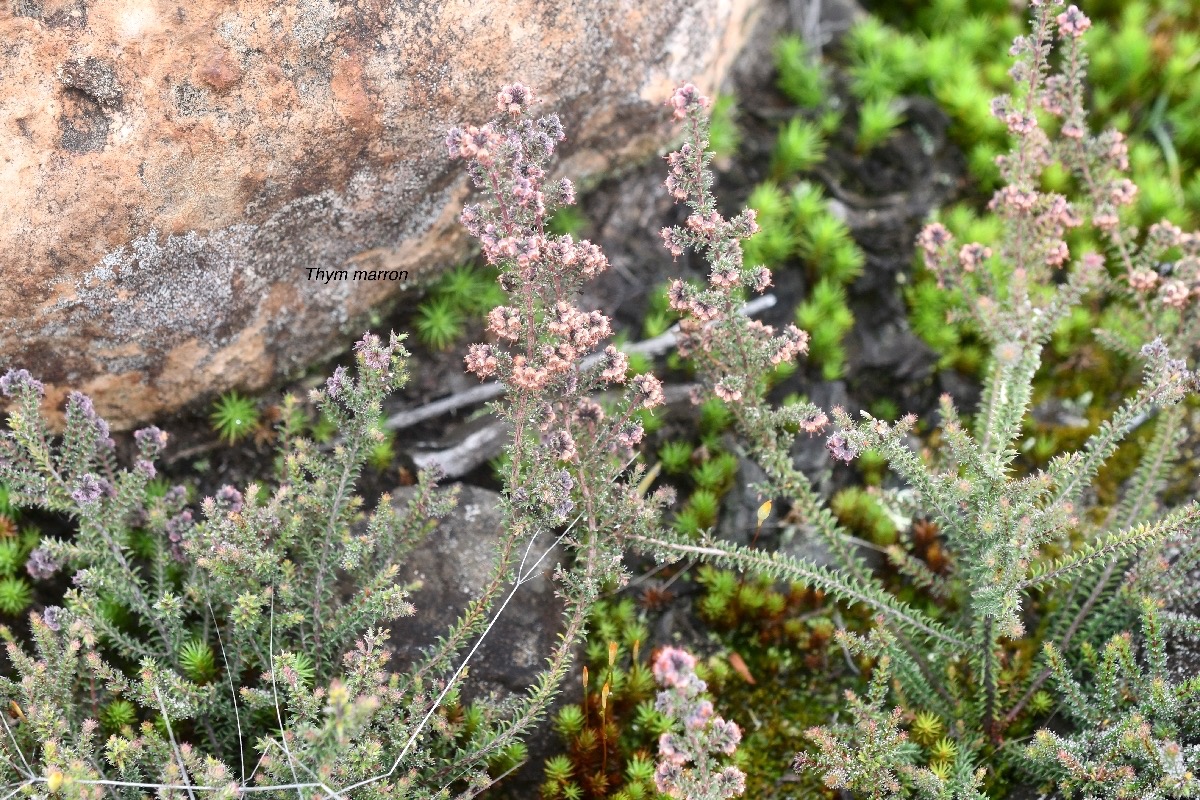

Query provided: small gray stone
[387,484,568,700]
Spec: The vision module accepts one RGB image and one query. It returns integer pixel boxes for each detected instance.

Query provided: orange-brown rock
[1,0,764,429]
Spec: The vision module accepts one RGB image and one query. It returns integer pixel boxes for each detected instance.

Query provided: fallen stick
[412,383,701,479]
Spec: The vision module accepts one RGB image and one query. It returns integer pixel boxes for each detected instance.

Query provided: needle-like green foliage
[209,390,260,444]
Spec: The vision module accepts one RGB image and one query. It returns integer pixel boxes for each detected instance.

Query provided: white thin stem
[209,600,247,784]
[0,715,32,779]
[154,687,197,800]
[268,596,304,800]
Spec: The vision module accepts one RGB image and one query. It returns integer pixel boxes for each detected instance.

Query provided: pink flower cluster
[654,81,823,434]
[652,646,697,688]
[668,83,710,120]
[958,243,992,272]
[664,145,701,203]
[449,84,692,528]
[445,124,502,166]
[1055,5,1090,38]
[496,82,533,115]
[632,373,666,410]
[651,646,746,799]
[465,343,499,378]
[485,306,523,341]
[547,303,613,350]
[599,346,629,383]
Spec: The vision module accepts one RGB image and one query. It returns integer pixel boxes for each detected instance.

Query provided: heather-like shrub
[633,3,1200,796]
[1025,600,1200,799]
[0,341,474,797]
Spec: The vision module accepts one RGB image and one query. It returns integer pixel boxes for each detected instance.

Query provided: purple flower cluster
[134,425,169,454]
[25,547,59,580]
[354,332,392,372]
[165,510,193,563]
[66,392,115,451]
[825,430,858,464]
[214,485,244,514]
[71,474,106,506]
[325,365,351,399]
[651,646,745,799]
[133,426,167,478]
[0,369,44,398]
[41,605,62,632]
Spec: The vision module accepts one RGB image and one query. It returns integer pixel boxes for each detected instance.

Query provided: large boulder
[1,0,764,428]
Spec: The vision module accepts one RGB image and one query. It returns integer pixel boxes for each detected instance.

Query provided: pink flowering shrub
[918,2,1199,365]
[636,3,1200,798]
[651,647,745,799]
[445,81,673,542]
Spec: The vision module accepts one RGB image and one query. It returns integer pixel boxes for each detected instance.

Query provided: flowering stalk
[434,83,675,783]
[651,647,745,799]
[635,86,955,651]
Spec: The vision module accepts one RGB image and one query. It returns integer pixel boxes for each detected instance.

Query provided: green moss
[685,489,721,529]
[772,117,827,178]
[548,206,588,237]
[368,426,397,472]
[798,214,861,284]
[179,639,217,684]
[624,350,653,377]
[691,452,739,493]
[100,699,138,733]
[712,643,866,798]
[210,391,260,445]
[790,180,827,222]
[541,599,669,800]
[415,297,466,352]
[831,487,898,546]
[658,440,694,475]
[555,705,585,737]
[699,398,734,435]
[0,577,32,616]
[0,540,22,577]
[708,94,742,159]
[796,278,854,380]
[774,35,829,109]
[632,407,664,436]
[856,448,889,488]
[857,97,906,152]
[489,741,528,775]
[0,484,17,522]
